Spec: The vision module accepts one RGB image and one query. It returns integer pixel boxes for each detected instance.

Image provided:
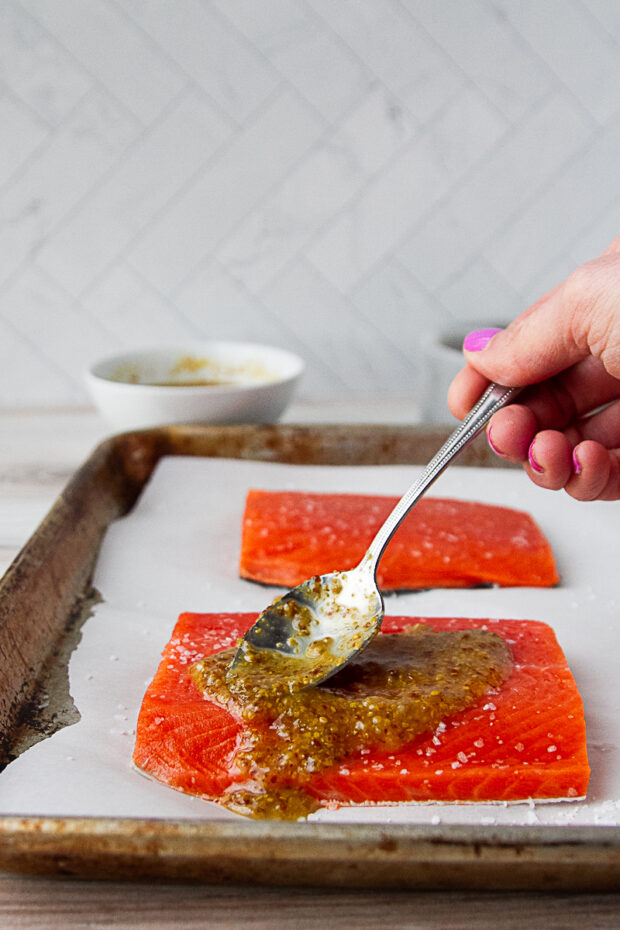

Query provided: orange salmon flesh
[238,490,559,590]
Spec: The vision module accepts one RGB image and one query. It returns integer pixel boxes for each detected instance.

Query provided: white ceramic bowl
[85,342,305,431]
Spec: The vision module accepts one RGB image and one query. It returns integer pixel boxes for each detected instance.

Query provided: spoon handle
[363,383,520,574]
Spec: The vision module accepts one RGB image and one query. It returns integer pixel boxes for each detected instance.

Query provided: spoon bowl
[230,562,382,692]
[229,382,519,692]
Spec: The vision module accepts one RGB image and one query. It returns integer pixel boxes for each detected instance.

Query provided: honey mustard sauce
[191,625,513,820]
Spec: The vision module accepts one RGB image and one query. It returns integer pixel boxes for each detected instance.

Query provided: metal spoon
[228,383,519,693]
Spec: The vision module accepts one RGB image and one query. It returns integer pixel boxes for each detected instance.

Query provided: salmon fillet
[133,613,589,817]
[238,490,559,589]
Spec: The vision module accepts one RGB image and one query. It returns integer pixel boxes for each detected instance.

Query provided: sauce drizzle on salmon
[133,614,589,820]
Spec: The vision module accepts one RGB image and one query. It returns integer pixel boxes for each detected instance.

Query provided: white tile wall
[1,0,619,409]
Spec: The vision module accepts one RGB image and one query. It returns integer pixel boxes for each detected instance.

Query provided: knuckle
[562,260,620,364]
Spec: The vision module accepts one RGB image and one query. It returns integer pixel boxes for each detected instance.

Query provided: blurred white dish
[85,342,304,431]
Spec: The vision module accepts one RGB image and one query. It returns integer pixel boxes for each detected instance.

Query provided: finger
[488,400,620,496]
[524,430,574,491]
[567,441,620,501]
[462,252,620,386]
[449,346,620,436]
[522,356,620,430]
[462,298,584,387]
[447,365,489,419]
[577,397,620,448]
[561,355,620,415]
[486,405,537,462]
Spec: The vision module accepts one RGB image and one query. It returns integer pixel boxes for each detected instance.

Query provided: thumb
[462,257,620,386]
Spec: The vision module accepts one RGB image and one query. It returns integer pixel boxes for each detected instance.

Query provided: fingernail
[487,425,503,456]
[528,441,544,474]
[572,448,582,475]
[463,327,503,352]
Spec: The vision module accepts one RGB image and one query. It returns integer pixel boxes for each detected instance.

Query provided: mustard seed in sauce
[191,625,512,819]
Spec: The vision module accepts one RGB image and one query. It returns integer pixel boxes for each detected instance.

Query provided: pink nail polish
[463,327,503,352]
[572,448,582,475]
[528,441,544,474]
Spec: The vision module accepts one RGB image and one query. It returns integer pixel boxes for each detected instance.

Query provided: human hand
[447,238,620,501]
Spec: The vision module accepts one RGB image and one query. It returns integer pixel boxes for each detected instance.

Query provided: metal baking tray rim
[1,423,618,889]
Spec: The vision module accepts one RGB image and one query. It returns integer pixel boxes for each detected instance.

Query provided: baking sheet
[2,456,619,829]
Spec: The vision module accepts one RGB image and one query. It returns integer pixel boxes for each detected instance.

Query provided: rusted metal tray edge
[1,423,618,890]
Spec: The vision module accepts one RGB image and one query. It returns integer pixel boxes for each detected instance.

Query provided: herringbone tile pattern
[1,0,619,405]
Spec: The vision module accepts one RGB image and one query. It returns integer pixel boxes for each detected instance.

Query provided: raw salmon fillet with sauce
[133,613,589,819]
[238,490,559,590]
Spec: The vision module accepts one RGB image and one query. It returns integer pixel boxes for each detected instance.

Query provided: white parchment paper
[2,456,619,828]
